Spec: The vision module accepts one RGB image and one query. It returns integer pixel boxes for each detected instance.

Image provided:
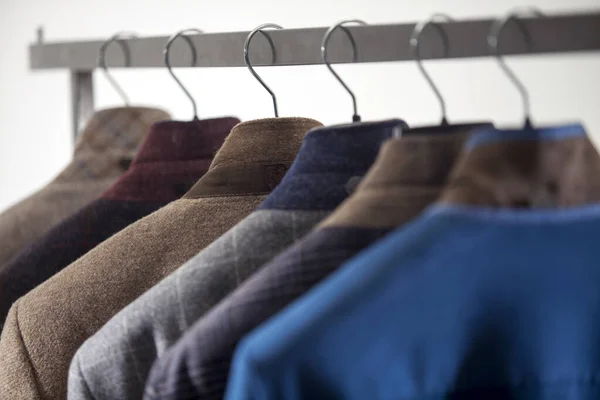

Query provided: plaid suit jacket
[0,118,237,329]
[67,119,406,400]
[142,131,471,400]
[0,107,169,272]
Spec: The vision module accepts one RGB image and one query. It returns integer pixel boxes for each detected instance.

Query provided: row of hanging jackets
[0,105,598,400]
[1,10,600,397]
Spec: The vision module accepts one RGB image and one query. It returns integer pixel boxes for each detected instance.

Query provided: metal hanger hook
[410,13,454,126]
[488,7,544,128]
[164,28,204,120]
[244,23,283,117]
[321,19,367,122]
[97,32,138,106]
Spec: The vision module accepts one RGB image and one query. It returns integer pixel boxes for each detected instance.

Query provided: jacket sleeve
[0,301,43,400]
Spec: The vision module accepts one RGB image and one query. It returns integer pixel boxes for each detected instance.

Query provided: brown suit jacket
[0,107,170,271]
[0,117,322,400]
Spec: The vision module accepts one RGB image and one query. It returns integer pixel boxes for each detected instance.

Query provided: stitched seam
[14,300,45,399]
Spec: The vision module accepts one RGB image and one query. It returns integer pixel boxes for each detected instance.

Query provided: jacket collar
[438,124,600,208]
[321,127,472,228]
[100,117,239,201]
[184,117,323,199]
[130,117,239,165]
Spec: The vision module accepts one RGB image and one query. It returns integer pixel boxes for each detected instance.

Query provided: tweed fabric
[142,130,470,400]
[0,117,321,400]
[0,107,169,271]
[67,119,403,400]
[0,118,237,329]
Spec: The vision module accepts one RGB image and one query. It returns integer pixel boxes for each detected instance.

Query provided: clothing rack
[29,11,600,138]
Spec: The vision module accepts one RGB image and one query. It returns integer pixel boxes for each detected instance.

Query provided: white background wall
[0,0,599,211]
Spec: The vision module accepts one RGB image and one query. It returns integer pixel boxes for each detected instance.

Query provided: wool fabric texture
[0,117,238,329]
[0,117,320,400]
[226,124,600,400]
[67,119,403,400]
[0,107,169,271]
[142,129,471,400]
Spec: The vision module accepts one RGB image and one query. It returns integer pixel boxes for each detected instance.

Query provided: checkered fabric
[147,228,390,400]
[0,107,169,273]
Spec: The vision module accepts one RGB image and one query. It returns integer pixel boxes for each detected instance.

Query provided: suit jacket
[142,130,471,400]
[66,119,405,400]
[0,107,170,271]
[0,117,238,328]
[0,117,321,400]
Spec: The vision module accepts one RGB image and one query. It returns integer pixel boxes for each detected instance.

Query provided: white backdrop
[1,0,599,211]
